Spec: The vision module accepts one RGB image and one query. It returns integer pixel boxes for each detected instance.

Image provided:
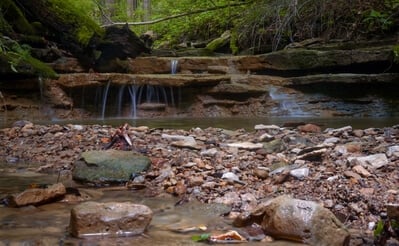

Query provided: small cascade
[38,76,44,101]
[135,85,168,105]
[116,85,126,116]
[96,81,178,119]
[171,59,178,74]
[268,86,309,117]
[127,85,138,118]
[100,80,111,119]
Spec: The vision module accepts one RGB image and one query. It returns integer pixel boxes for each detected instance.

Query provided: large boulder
[69,201,153,238]
[234,195,350,245]
[93,24,151,72]
[72,150,151,185]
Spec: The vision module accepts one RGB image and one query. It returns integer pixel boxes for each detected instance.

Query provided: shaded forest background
[0,0,399,77]
[85,0,399,52]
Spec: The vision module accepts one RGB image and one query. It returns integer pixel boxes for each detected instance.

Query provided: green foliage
[230,29,239,55]
[0,37,57,78]
[374,220,386,237]
[363,9,392,31]
[363,0,399,33]
[393,45,399,63]
[191,233,210,242]
[33,0,399,54]
[149,0,245,47]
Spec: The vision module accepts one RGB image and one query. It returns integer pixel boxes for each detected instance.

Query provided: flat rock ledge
[69,201,153,238]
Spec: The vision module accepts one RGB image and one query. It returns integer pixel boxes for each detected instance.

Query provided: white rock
[222,172,240,181]
[71,124,84,131]
[348,153,388,169]
[387,145,399,157]
[222,172,246,185]
[326,126,352,135]
[225,142,263,150]
[254,124,281,134]
[323,137,340,144]
[368,222,376,231]
[258,133,274,142]
[161,133,196,143]
[334,145,348,155]
[327,175,339,182]
[200,148,218,157]
[290,167,310,179]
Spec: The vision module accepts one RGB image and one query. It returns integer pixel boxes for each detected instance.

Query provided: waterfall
[268,86,308,116]
[128,85,138,118]
[97,81,177,119]
[100,80,111,119]
[171,59,178,74]
[116,85,126,117]
[38,76,44,101]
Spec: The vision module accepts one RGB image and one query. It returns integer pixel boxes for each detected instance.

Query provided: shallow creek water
[1,117,398,245]
[0,164,304,246]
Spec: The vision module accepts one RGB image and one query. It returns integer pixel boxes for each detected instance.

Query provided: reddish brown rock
[8,183,66,207]
[297,123,321,133]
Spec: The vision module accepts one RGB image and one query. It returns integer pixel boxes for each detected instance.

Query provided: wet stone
[236,195,350,246]
[73,150,151,185]
[69,201,153,238]
[8,183,66,207]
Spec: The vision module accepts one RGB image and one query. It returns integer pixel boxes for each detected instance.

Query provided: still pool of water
[0,168,305,246]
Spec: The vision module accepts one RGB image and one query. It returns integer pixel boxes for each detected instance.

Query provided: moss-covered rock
[206,30,231,53]
[14,0,104,50]
[0,0,36,35]
[0,51,58,78]
[73,150,151,185]
[48,0,104,46]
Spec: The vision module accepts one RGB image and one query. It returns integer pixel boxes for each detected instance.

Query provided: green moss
[48,0,104,46]
[206,36,229,52]
[2,52,58,78]
[0,39,57,79]
[230,30,239,55]
[0,0,35,35]
[22,55,58,78]
[393,44,399,63]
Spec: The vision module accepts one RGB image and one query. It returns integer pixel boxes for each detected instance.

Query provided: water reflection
[0,170,306,245]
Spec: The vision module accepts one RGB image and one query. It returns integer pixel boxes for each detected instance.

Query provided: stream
[0,164,305,245]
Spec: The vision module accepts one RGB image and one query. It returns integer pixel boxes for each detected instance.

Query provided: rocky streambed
[0,121,399,245]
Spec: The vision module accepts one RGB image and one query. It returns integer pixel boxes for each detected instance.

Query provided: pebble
[1,122,398,242]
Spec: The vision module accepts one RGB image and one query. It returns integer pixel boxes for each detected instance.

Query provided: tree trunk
[126,0,138,18]
[143,0,151,21]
